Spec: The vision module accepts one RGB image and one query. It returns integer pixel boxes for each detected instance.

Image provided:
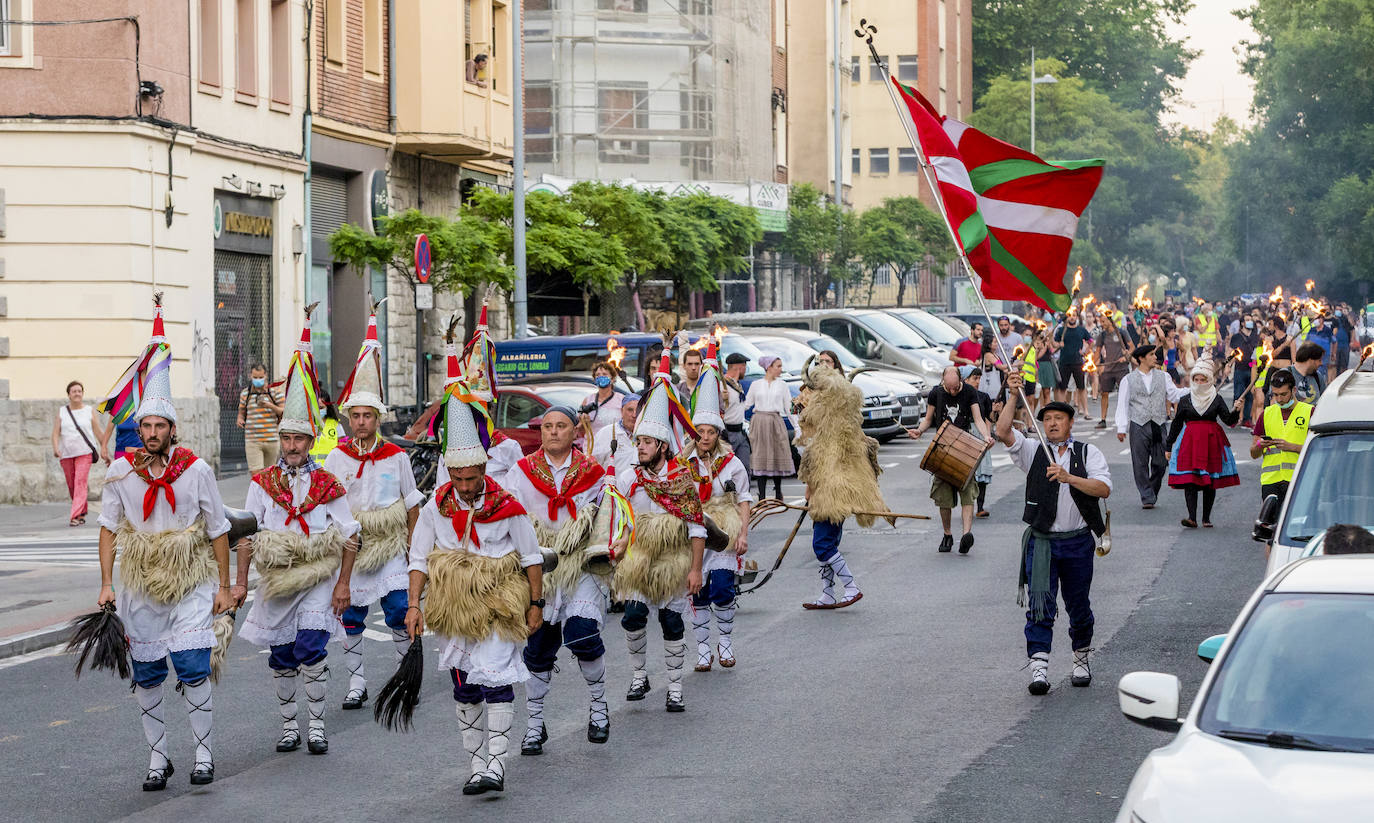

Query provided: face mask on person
[1335,310,1343,317]
[1148,334,1158,343]
[595,375,612,388]
[251,377,266,389]
[1244,321,1254,330]
[1280,398,1296,410]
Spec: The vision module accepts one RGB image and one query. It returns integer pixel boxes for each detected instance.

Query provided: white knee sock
[390,627,409,662]
[579,656,608,727]
[664,640,686,697]
[134,684,169,773]
[524,668,552,741]
[714,601,736,660]
[341,633,366,696]
[300,661,328,743]
[691,607,712,666]
[456,702,486,778]
[827,552,859,596]
[485,703,514,780]
[273,668,299,734]
[179,679,214,769]
[815,563,837,605]
[626,628,647,683]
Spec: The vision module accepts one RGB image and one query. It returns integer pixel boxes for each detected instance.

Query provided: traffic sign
[414,234,432,284]
[1164,289,1182,296]
[415,283,434,310]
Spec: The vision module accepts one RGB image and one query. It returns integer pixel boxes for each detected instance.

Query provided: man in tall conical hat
[326,299,427,711]
[682,337,752,671]
[435,308,523,485]
[235,305,361,756]
[405,379,545,796]
[95,293,235,789]
[612,343,707,712]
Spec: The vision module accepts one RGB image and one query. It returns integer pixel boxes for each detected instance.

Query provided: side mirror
[1197,634,1226,664]
[1118,671,1183,733]
[1252,493,1280,543]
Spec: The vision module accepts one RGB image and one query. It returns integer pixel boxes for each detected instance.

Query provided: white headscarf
[1189,357,1217,411]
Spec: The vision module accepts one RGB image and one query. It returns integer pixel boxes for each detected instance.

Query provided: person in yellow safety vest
[1196,303,1220,354]
[309,398,343,461]
[1249,368,1310,506]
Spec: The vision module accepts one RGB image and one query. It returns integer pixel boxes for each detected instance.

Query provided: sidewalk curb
[0,621,75,661]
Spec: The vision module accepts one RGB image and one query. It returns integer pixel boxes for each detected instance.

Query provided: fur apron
[251,527,346,599]
[703,494,743,551]
[534,502,608,597]
[424,549,530,644]
[613,512,693,605]
[798,366,890,526]
[353,498,409,573]
[116,519,217,605]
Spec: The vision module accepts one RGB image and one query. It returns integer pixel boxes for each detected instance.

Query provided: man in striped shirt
[237,363,284,471]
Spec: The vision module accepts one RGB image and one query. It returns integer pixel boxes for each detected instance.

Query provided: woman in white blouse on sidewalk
[51,380,107,527]
[743,355,797,500]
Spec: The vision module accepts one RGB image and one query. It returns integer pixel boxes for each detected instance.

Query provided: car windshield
[749,337,821,372]
[1279,432,1374,544]
[890,309,961,347]
[1198,591,1374,753]
[805,336,866,369]
[859,312,937,350]
[713,334,765,378]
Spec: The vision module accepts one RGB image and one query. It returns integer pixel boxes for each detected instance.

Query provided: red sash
[252,466,348,536]
[434,477,528,547]
[335,437,406,478]
[131,447,200,520]
[516,448,606,522]
[631,466,704,525]
[680,452,735,502]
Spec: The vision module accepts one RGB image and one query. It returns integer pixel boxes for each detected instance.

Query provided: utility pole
[832,0,844,307]
[512,0,528,339]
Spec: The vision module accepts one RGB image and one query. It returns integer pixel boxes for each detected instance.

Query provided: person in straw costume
[681,337,752,671]
[95,294,234,790]
[404,374,545,796]
[613,344,707,712]
[435,302,525,486]
[501,404,615,751]
[235,307,361,755]
[325,301,427,711]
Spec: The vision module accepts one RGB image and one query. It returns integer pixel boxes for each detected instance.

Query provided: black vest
[1022,441,1106,536]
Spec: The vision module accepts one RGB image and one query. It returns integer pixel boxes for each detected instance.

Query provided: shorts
[1099,367,1128,394]
[1056,359,1085,390]
[1036,362,1057,387]
[931,474,977,509]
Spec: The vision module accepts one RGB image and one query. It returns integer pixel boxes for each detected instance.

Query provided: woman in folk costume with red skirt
[1165,355,1244,528]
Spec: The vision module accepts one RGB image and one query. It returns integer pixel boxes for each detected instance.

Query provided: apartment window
[773,107,787,169]
[235,0,257,101]
[0,0,11,56]
[869,148,889,175]
[492,0,509,95]
[364,0,383,76]
[525,0,551,10]
[598,83,649,164]
[851,148,860,175]
[325,0,344,66]
[850,55,860,83]
[527,84,554,163]
[269,1,290,106]
[898,147,918,174]
[869,54,887,82]
[773,0,785,49]
[198,0,220,87]
[598,0,648,11]
[873,264,891,286]
[898,54,918,83]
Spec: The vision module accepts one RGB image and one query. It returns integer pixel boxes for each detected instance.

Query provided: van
[493,333,664,384]
[688,309,950,384]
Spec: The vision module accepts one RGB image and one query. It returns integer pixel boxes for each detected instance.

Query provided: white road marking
[1119,449,1130,455]
[882,463,898,468]
[0,645,65,672]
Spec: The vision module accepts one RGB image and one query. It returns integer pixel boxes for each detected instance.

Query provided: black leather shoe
[666,692,685,713]
[142,761,173,792]
[959,533,975,554]
[463,774,504,795]
[307,736,329,755]
[521,724,547,755]
[189,764,214,785]
[276,731,301,752]
[626,675,651,701]
[938,534,954,553]
[588,721,609,743]
[462,775,486,796]
[342,688,368,710]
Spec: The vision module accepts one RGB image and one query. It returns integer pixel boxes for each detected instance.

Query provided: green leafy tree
[642,191,762,319]
[856,197,953,307]
[774,182,861,305]
[328,208,511,297]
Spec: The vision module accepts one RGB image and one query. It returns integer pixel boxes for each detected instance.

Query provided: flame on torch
[1255,340,1273,368]
[1269,285,1283,304]
[1229,347,1244,363]
[1360,342,1374,367]
[1070,267,1083,297]
[1082,351,1098,373]
[605,336,628,370]
[1305,278,1315,292]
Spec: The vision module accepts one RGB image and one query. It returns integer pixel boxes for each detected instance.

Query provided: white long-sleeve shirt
[1006,429,1112,533]
[99,455,231,539]
[1114,367,1188,434]
[324,442,426,514]
[501,450,604,531]
[408,487,543,571]
[244,470,361,539]
[590,420,636,476]
[743,377,797,428]
[615,463,708,540]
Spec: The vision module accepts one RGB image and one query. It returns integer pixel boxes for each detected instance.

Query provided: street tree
[856,197,953,307]
[328,208,511,298]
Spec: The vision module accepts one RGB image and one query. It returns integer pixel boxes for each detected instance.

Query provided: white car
[1115,555,1374,822]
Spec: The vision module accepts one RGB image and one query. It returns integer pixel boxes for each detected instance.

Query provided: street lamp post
[1029,47,1057,155]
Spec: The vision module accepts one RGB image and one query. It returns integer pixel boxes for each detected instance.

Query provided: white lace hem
[622,592,689,614]
[239,608,343,648]
[128,629,215,662]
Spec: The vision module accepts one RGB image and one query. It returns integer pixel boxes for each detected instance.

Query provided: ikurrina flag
[891,80,1104,312]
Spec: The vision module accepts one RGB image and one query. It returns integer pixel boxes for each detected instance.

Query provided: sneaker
[1071,649,1092,687]
[938,534,954,553]
[1028,652,1050,696]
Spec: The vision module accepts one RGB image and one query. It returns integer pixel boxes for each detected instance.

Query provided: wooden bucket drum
[920,421,992,489]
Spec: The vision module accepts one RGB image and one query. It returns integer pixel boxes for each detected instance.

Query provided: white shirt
[1006,429,1112,533]
[436,437,525,487]
[615,462,708,540]
[683,450,754,505]
[408,487,543,570]
[581,389,623,428]
[501,450,604,531]
[743,377,797,427]
[99,455,231,539]
[57,404,97,459]
[721,379,745,426]
[245,469,361,538]
[1113,367,1188,434]
[324,440,426,513]
[591,420,636,476]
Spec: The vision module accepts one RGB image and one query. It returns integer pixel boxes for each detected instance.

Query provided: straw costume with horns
[95,292,235,790]
[795,356,891,610]
[613,341,708,713]
[238,304,362,757]
[326,299,427,711]
[404,357,545,796]
[682,336,753,672]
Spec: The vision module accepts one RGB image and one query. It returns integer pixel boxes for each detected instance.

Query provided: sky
[1164,2,1256,132]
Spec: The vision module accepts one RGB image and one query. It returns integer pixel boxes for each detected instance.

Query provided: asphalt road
[0,422,1267,822]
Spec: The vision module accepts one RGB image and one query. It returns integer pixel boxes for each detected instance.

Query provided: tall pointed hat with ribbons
[460,296,497,405]
[338,297,387,414]
[634,334,697,452]
[434,314,493,468]
[690,333,725,432]
[278,303,324,436]
[100,292,176,424]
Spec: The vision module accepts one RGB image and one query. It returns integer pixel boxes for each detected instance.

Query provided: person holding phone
[1249,368,1311,506]
[237,363,285,471]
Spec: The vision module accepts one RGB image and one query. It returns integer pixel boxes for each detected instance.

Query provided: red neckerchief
[252,466,348,536]
[434,476,527,547]
[631,464,704,525]
[516,448,606,522]
[131,447,200,520]
[335,436,406,478]
[679,451,734,502]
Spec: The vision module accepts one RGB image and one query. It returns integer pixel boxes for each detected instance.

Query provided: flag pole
[856,20,1054,460]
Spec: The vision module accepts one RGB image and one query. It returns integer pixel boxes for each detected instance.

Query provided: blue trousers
[812,519,843,562]
[341,588,409,635]
[523,616,606,672]
[620,601,685,640]
[268,629,330,670]
[132,648,212,688]
[691,569,737,608]
[1233,366,1253,422]
[450,669,515,704]
[1023,531,1096,656]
